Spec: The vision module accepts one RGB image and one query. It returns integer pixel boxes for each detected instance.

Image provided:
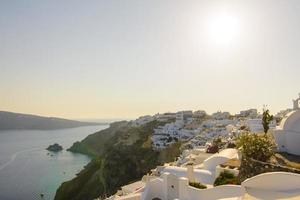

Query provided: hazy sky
[1,0,300,119]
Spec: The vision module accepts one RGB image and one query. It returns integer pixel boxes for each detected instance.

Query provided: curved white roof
[242,172,300,191]
[242,172,300,199]
[203,148,238,171]
[205,148,238,159]
[162,166,214,185]
[279,110,300,132]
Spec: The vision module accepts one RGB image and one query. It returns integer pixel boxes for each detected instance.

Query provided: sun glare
[208,14,239,45]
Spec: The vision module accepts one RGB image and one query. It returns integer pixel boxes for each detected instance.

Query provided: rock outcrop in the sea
[47,143,63,152]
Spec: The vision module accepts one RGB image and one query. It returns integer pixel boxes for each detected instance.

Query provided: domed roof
[279,110,300,133]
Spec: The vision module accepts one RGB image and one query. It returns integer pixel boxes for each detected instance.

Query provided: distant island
[0,111,106,130]
[47,143,63,152]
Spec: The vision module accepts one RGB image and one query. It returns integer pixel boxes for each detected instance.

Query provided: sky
[1,0,300,119]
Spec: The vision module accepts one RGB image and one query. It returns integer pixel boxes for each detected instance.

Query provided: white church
[273,94,300,156]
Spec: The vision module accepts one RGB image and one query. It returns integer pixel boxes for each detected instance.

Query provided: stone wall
[238,157,300,183]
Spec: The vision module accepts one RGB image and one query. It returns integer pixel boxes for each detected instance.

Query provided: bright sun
[208,14,239,45]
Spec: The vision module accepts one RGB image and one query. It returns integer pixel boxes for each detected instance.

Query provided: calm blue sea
[0,125,108,200]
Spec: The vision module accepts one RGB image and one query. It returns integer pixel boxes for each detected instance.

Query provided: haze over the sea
[0,125,108,200]
[1,0,300,119]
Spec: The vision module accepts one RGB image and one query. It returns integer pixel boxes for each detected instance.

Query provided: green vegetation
[214,171,239,186]
[236,132,276,162]
[213,137,222,147]
[55,120,182,200]
[189,181,207,189]
[68,121,129,157]
[237,131,277,183]
[206,137,225,153]
[262,108,274,134]
[226,142,236,148]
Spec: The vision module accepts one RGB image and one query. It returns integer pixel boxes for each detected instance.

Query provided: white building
[246,118,276,133]
[273,111,300,155]
[138,172,242,200]
[132,115,154,127]
[238,109,258,118]
[246,118,264,133]
[176,111,193,125]
[212,111,230,120]
[134,172,300,200]
[155,113,176,122]
[193,110,207,118]
[110,150,300,200]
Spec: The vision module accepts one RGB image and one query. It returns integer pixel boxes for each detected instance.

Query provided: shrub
[236,132,276,162]
[206,145,219,153]
[214,171,239,186]
[206,137,226,153]
[189,181,207,189]
[226,142,236,148]
[213,137,223,147]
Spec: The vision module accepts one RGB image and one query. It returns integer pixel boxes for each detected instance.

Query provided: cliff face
[67,121,129,157]
[55,120,181,200]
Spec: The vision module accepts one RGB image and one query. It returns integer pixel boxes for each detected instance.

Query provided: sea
[0,125,108,200]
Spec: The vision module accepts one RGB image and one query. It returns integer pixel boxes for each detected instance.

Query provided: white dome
[274,110,300,155]
[280,110,300,133]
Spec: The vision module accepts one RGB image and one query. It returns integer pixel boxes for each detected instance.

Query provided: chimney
[186,156,195,182]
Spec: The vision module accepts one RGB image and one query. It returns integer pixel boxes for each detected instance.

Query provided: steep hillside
[0,111,102,130]
[68,121,129,157]
[55,120,181,200]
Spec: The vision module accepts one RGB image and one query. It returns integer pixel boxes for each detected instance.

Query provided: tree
[262,108,274,134]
